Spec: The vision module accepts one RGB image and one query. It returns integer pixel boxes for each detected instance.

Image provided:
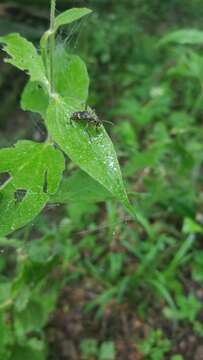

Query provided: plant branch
[50,0,56,92]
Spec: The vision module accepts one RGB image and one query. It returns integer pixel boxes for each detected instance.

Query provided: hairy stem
[50,0,56,92]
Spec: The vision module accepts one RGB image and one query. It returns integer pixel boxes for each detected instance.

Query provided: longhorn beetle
[70,107,113,129]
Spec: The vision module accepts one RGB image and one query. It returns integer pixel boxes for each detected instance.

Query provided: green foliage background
[1,1,203,359]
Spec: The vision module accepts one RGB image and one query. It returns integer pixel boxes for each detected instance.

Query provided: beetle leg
[69,118,74,126]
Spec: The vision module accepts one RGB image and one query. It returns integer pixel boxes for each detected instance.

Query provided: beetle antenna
[102,120,114,126]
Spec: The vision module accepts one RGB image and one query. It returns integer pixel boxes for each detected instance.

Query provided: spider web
[32,3,91,139]
[56,1,91,55]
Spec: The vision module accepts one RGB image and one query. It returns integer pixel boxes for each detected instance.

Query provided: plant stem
[50,0,56,92]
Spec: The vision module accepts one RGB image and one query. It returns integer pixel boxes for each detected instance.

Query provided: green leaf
[0,282,11,304]
[10,345,45,360]
[23,45,89,119]
[183,217,203,234]
[0,141,64,237]
[0,33,48,85]
[46,95,129,207]
[159,29,203,46]
[15,287,30,312]
[54,44,89,102]
[99,342,115,360]
[51,170,111,204]
[15,301,47,334]
[21,81,49,118]
[80,339,98,359]
[54,8,92,33]
[26,236,59,264]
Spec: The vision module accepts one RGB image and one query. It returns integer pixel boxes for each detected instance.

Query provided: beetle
[70,107,101,128]
[70,107,113,130]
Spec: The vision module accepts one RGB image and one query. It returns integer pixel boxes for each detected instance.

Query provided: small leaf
[0,141,65,237]
[80,339,98,359]
[0,33,48,85]
[54,8,92,33]
[21,81,49,118]
[54,44,89,102]
[159,29,203,46]
[183,217,203,234]
[26,236,60,264]
[46,95,129,207]
[99,341,115,360]
[14,297,46,334]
